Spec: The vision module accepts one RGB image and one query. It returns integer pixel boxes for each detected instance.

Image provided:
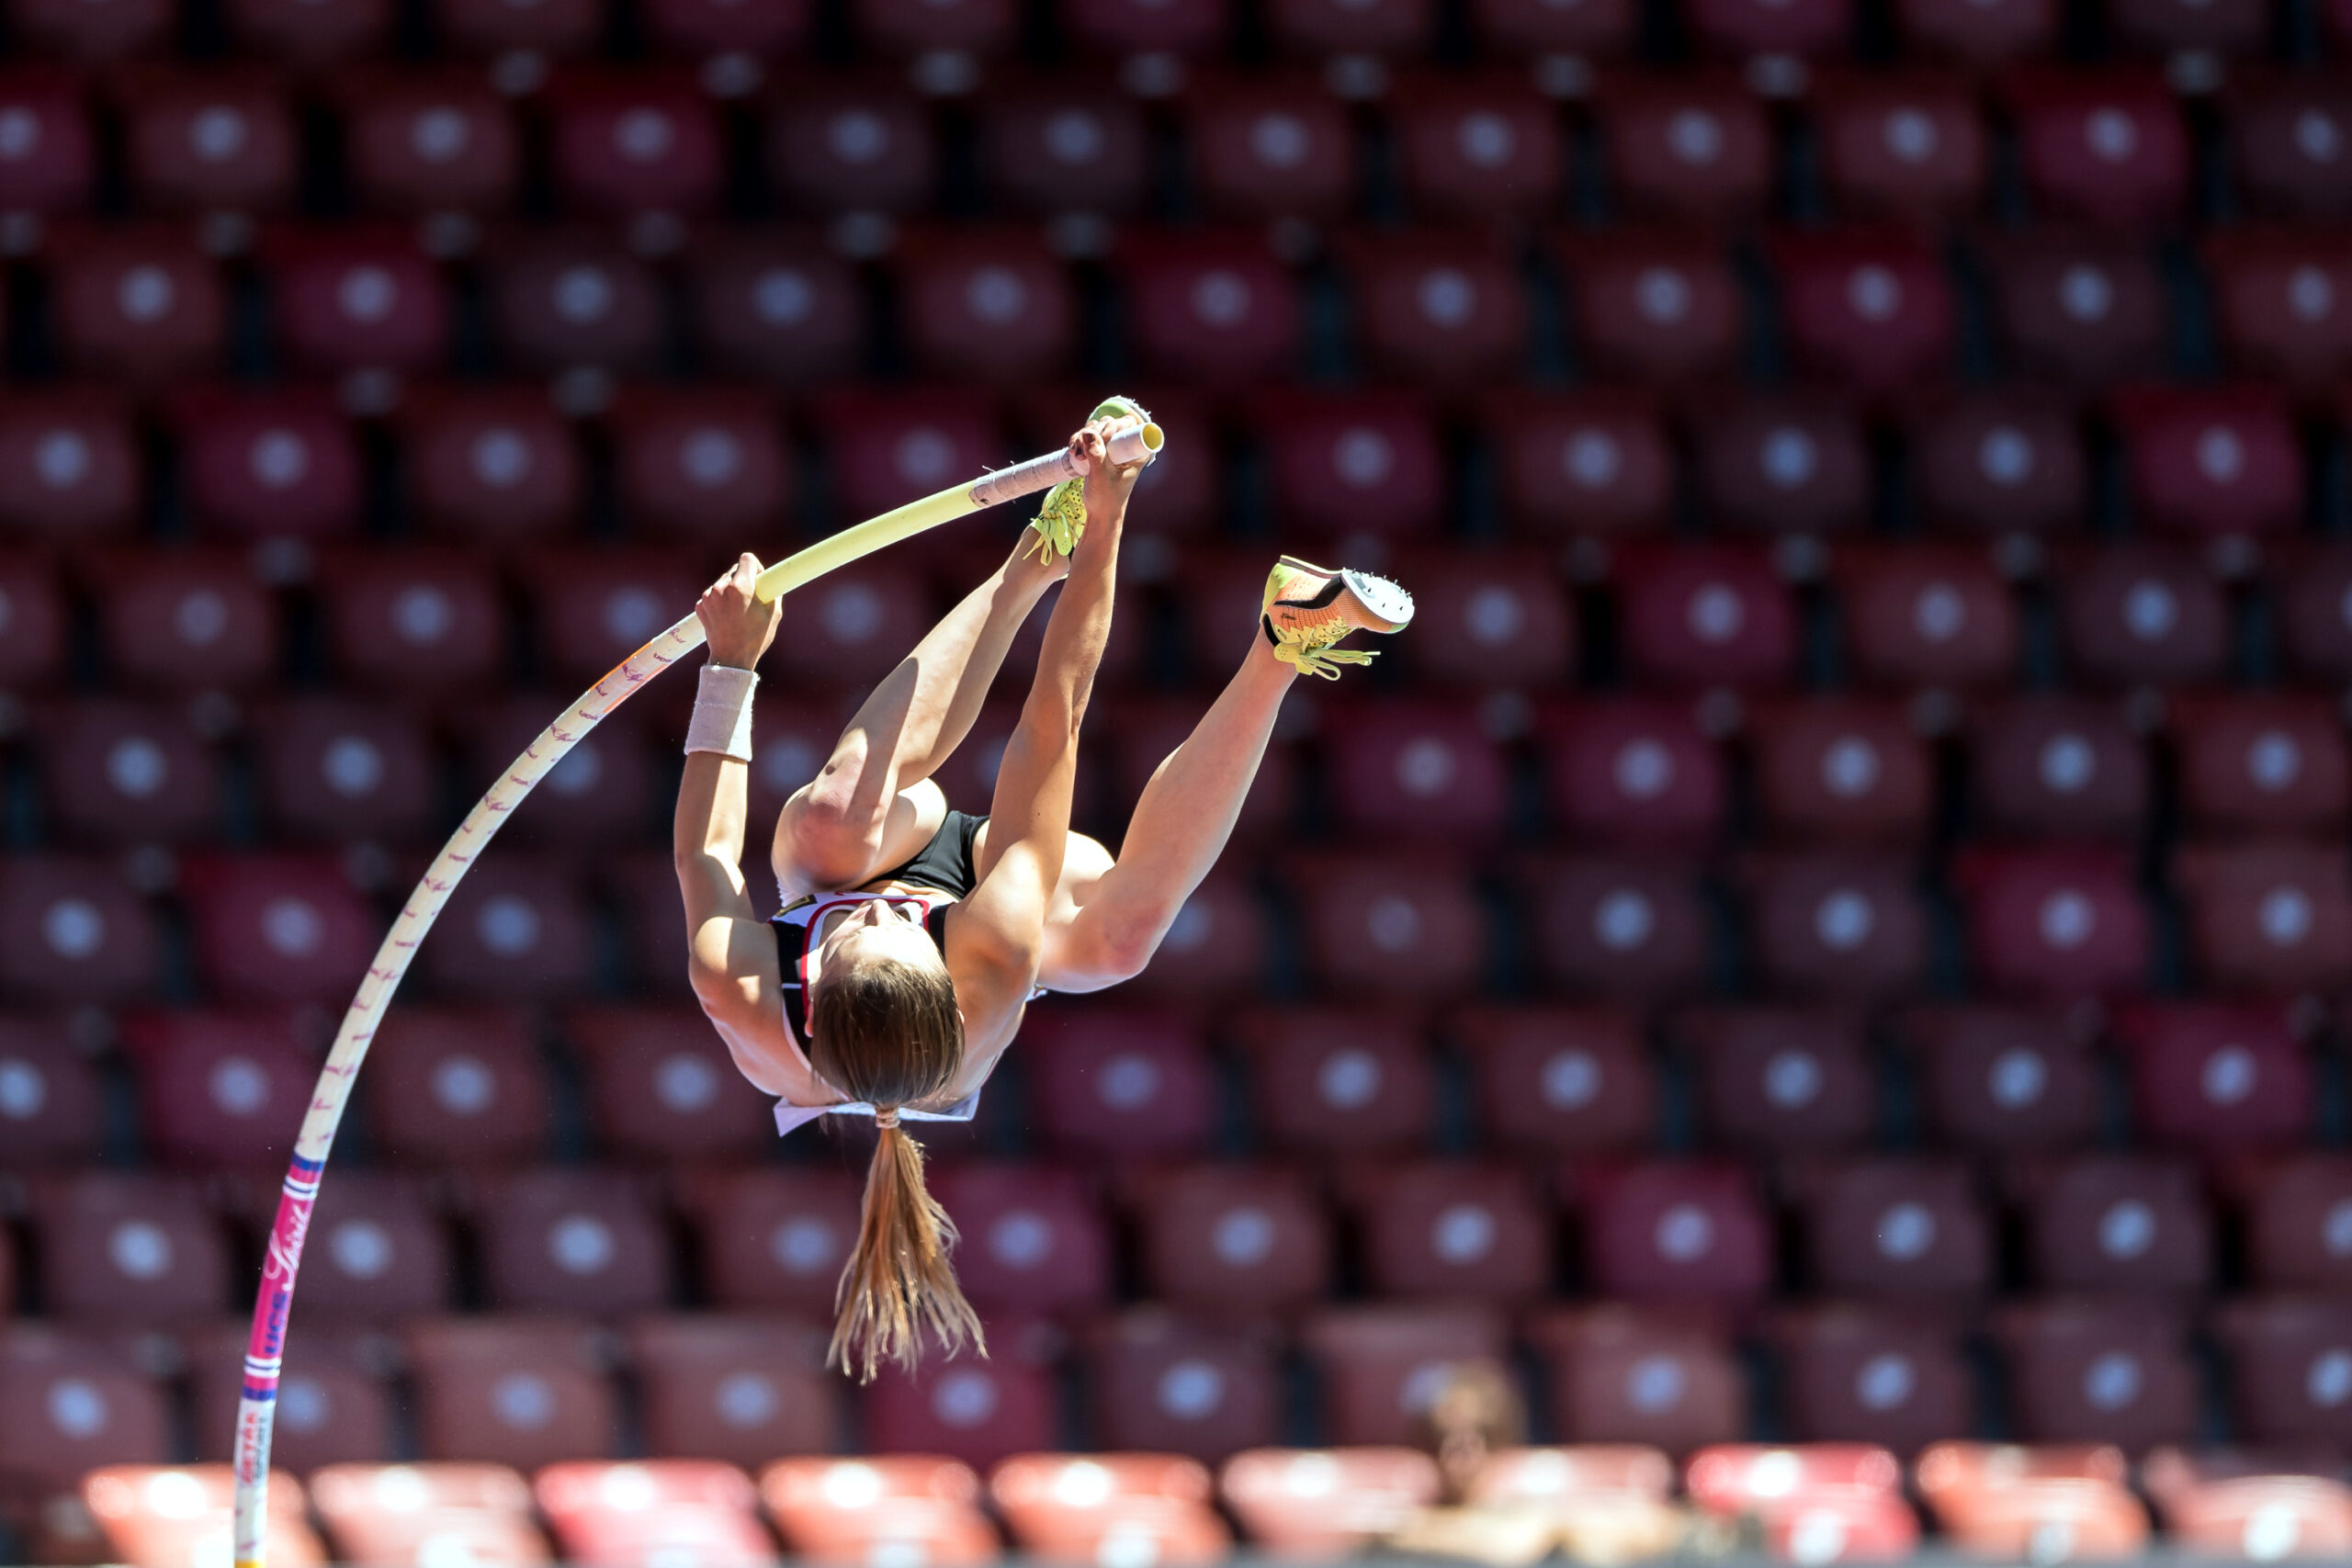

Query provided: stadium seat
[2051,544,2229,689]
[81,1466,324,1568]
[2212,1299,2352,1450]
[362,1006,549,1167]
[1894,0,2055,58]
[2222,75,2352,221]
[1450,1005,1657,1156]
[97,547,281,692]
[1387,73,1564,225]
[315,548,506,694]
[1519,853,1711,999]
[401,386,581,542]
[1916,1441,2150,1560]
[626,1316,836,1470]
[1063,0,1227,55]
[1182,73,1353,223]
[974,83,1149,217]
[2110,1001,2312,1157]
[1811,70,1987,224]
[337,69,520,218]
[404,1317,619,1470]
[1978,232,2167,386]
[2203,231,2352,388]
[2270,541,2352,684]
[1992,1300,2197,1449]
[1535,699,1727,844]
[1769,231,1958,391]
[1894,1004,2103,1153]
[1218,1448,1441,1556]
[1250,389,1446,539]
[863,1337,1059,1471]
[1230,1006,1437,1155]
[478,1168,674,1315]
[1020,1007,1216,1163]
[1908,394,2086,536]
[682,1168,864,1317]
[1322,700,1510,840]
[764,74,936,216]
[0,1016,104,1167]
[2109,0,2267,58]
[309,1464,551,1568]
[1129,1164,1334,1315]
[1747,699,1932,842]
[483,229,666,376]
[117,1007,313,1168]
[564,1006,775,1163]
[2245,1153,2352,1293]
[116,64,297,217]
[253,697,437,845]
[1682,1445,1912,1554]
[33,1173,229,1323]
[1967,695,2147,840]
[536,1461,775,1568]
[2171,693,2347,836]
[178,853,376,1003]
[1612,544,1799,689]
[1769,1304,1974,1450]
[0,855,162,1002]
[684,230,865,387]
[810,387,1002,522]
[46,223,226,385]
[1089,1314,1283,1462]
[2017,1154,2211,1294]
[760,1455,999,1566]
[1592,73,1773,225]
[607,848,701,998]
[1684,0,1851,58]
[2112,385,2304,540]
[1679,1006,1879,1151]
[1574,1160,1772,1305]
[462,698,652,846]
[926,1166,1113,1318]
[1742,851,1928,998]
[1795,1158,1991,1299]
[1263,0,1431,57]
[170,388,362,541]
[1347,1162,1552,1302]
[855,0,1017,56]
[1524,1306,1747,1450]
[1302,1303,1510,1447]
[0,389,141,543]
[518,549,709,685]
[264,227,449,378]
[187,1331,396,1474]
[1549,231,1742,387]
[990,1453,1232,1564]
[1283,852,1488,999]
[0,66,95,219]
[543,72,723,220]
[430,0,599,58]
[37,699,222,844]
[2001,69,2188,231]
[1334,230,1528,388]
[2143,1448,2352,1562]
[0,1333,171,1499]
[895,227,1079,384]
[276,1172,453,1320]
[1466,0,1634,51]
[413,854,596,1000]
[1831,544,2019,690]
[1693,391,1870,537]
[1483,391,1675,538]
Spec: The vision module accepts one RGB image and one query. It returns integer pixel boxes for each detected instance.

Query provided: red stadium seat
[1322,700,1510,841]
[2222,75,2352,221]
[337,69,520,217]
[683,230,865,387]
[461,698,650,847]
[897,227,1077,384]
[1592,73,1772,225]
[1741,852,1928,999]
[316,548,505,695]
[2111,385,2303,540]
[1794,1158,1991,1300]
[1812,70,1987,225]
[1117,231,1300,388]
[413,854,595,1000]
[0,1016,105,1167]
[118,1007,313,1168]
[401,388,581,543]
[1219,1447,1441,1556]
[483,229,666,376]
[1747,698,1933,843]
[36,699,221,845]
[177,854,376,1004]
[1348,1162,1552,1302]
[627,1316,835,1470]
[2110,1001,2311,1157]
[1831,544,2018,690]
[0,390,140,544]
[405,1318,619,1470]
[1552,231,1742,389]
[2018,1154,2211,1293]
[2147,1452,2352,1560]
[0,1334,171,1502]
[763,559,934,687]
[2204,231,2352,388]
[518,548,707,684]
[47,225,226,385]
[2271,542,2352,684]
[0,855,160,1002]
[854,0,1017,56]
[1895,1004,2102,1153]
[1908,394,2086,537]
[543,72,723,220]
[309,1464,550,1568]
[1686,1454,1919,1563]
[1466,0,1634,51]
[2170,694,2346,836]
[363,1005,549,1167]
[1575,1160,1771,1306]
[1770,1304,1974,1450]
[2176,840,2352,995]
[1021,1007,1216,1162]
[116,64,297,217]
[1612,544,1799,689]
[220,0,386,65]
[81,1466,324,1568]
[565,1006,775,1163]
[1692,391,1870,537]
[1301,1304,1508,1447]
[1770,231,1957,391]
[1129,1164,1334,1315]
[429,0,599,58]
[974,84,1149,217]
[863,1337,1058,1471]
[990,1454,1232,1565]
[1679,1007,1878,1152]
[0,67,96,219]
[1064,0,1227,55]
[275,1172,453,1320]
[2002,69,2188,231]
[1955,844,2149,998]
[1978,232,2167,386]
[1387,73,1564,225]
[760,1456,998,1566]
[170,389,362,542]
[809,387,1002,522]
[5,0,175,61]
[1525,1306,1746,1450]
[1230,1005,1437,1156]
[536,1461,775,1568]
[1684,1444,1902,1513]
[763,75,935,217]
[1519,853,1711,1000]
[1967,696,2147,840]
[1182,72,1353,224]
[1281,852,1488,1000]
[32,1173,229,1324]
[2110,0,2267,57]
[1916,1442,2149,1560]
[1450,1005,1657,1156]
[1252,389,1444,541]
[1483,391,1674,539]
[187,1330,396,1473]
[1087,1313,1283,1462]
[1684,0,1850,57]
[1336,230,1527,388]
[478,1168,671,1315]
[1263,0,1431,57]
[683,1169,863,1317]
[2051,544,2230,689]
[263,227,449,378]
[1535,700,1726,845]
[2245,1154,2352,1293]
[1993,1300,2197,1449]
[930,1165,1113,1318]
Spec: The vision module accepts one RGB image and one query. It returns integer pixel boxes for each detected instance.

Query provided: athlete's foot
[1261,556,1415,680]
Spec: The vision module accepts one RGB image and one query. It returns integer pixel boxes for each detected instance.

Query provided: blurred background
[0,0,2349,1560]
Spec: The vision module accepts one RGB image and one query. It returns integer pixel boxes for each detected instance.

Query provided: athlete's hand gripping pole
[227,411,1161,1568]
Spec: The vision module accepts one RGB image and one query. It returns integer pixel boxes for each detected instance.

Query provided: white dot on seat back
[2122,580,2178,640]
[2084,107,2139,162]
[964,266,1028,324]
[0,107,40,161]
[820,583,883,645]
[338,266,397,323]
[1565,429,1623,488]
[119,265,176,323]
[754,268,813,325]
[614,109,674,163]
[476,895,542,955]
[1912,583,1966,643]
[46,1379,107,1438]
[1317,1048,1383,1109]
[1190,270,1250,327]
[1543,1049,1601,1110]
[1667,110,1723,164]
[1988,1047,2048,1109]
[2261,887,2314,947]
[1045,110,1104,164]
[263,897,325,958]
[1212,1206,1274,1267]
[175,589,230,647]
[1624,1355,1686,1413]
[1364,895,1421,952]
[1686,583,1746,644]
[392,585,454,645]
[2196,426,2246,485]
[1613,739,1674,799]
[1417,268,1475,327]
[42,897,104,959]
[681,429,743,488]
[1764,1050,1824,1108]
[1455,111,1514,166]
[278,1375,330,1433]
[1465,589,1522,644]
[1432,1203,1498,1263]
[988,1211,1052,1269]
[107,737,167,799]
[2247,730,2303,792]
[209,1055,269,1116]
[1876,1202,1936,1261]
[549,1214,616,1274]
[430,1054,495,1116]
[2038,890,2095,950]
[771,1216,837,1274]
[2060,265,2114,322]
[2039,734,2095,795]
[1097,1052,1161,1111]
[2201,1045,2256,1105]
[1332,428,1394,488]
[930,1369,998,1428]
[1634,267,1690,324]
[2318,1350,2352,1409]
[1395,737,1456,796]
[1593,888,1654,953]
[1855,1354,1916,1412]
[2098,1199,2155,1258]
[2290,266,2335,322]
[552,266,615,323]
[827,110,888,164]
[1883,108,1938,162]
[547,740,602,797]
[602,586,662,644]
[2298,109,2343,164]
[190,107,249,162]
[1250,114,1308,168]
[1845,265,1901,322]
[36,430,91,490]
[1654,1202,1713,1261]
[1760,428,1818,489]
[0,1056,49,1119]
[330,1219,393,1279]
[894,429,952,485]
[1157,1359,1226,1419]
[2083,1352,2142,1411]
[109,1220,173,1280]
[1978,426,2035,486]
[1820,737,1880,797]
[1814,889,1875,951]
[716,1371,778,1428]
[323,735,385,798]
[492,1372,555,1429]
[412,107,470,163]
[655,1053,718,1112]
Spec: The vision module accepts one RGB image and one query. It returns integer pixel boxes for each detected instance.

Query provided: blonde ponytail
[830,1115,986,1382]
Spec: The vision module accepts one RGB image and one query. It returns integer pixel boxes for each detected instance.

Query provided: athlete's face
[816,898,944,989]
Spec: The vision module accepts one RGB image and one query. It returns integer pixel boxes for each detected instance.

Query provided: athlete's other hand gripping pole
[226,412,1162,1568]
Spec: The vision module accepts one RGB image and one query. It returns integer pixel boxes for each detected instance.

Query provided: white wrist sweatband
[684,663,758,761]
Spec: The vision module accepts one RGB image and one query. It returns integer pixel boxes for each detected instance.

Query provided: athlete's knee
[781,787,879,886]
[1081,912,1165,987]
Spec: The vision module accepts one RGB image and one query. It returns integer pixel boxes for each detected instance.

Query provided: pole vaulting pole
[229,415,1163,1568]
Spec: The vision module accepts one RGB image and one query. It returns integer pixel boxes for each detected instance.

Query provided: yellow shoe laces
[1269,626,1380,681]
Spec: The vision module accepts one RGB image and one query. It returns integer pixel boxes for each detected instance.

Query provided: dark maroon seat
[1335,229,1527,388]
[2112,385,2303,541]
[1262,0,1431,56]
[1685,0,1850,57]
[263,227,449,378]
[96,548,280,693]
[1229,1004,1438,1156]
[809,387,1003,522]
[483,229,666,376]
[628,1315,835,1472]
[1690,392,1871,536]
[1592,73,1773,226]
[1908,393,2087,536]
[1302,1305,1508,1447]
[170,388,362,542]
[478,1168,673,1315]
[460,698,650,848]
[1389,548,1576,689]
[2169,693,2346,838]
[1484,391,1674,539]
[1348,1163,1553,1303]
[1388,72,1564,224]
[1182,72,1352,223]
[1831,543,2019,689]
[1535,698,1727,846]
[1797,1159,1992,1301]
[1129,1164,1332,1315]
[763,74,935,216]
[1740,852,1929,999]
[1021,1006,1216,1163]
[0,855,162,1002]
[974,83,1148,217]
[1811,70,1987,224]
[2001,68,2188,231]
[1770,1304,1973,1451]
[1978,232,2167,387]
[316,548,505,695]
[1449,1005,1657,1156]
[1612,543,1799,688]
[895,227,1078,384]
[282,1173,452,1319]
[854,0,1018,56]
[115,63,296,216]
[1968,695,2150,840]
[929,1165,1113,1318]
[46,224,226,386]
[1520,852,1711,999]
[1574,1159,1772,1306]
[1679,1006,1879,1154]
[1527,1306,1746,1450]
[0,1017,105,1168]
[405,1318,618,1471]
[1747,697,1933,843]
[2110,0,2267,57]
[6,0,175,60]
[178,853,377,1004]
[2110,1001,2311,1157]
[565,1006,774,1164]
[863,1337,1056,1472]
[1993,1300,2197,1450]
[1770,230,1958,390]
[2222,75,2352,221]
[2244,1154,2352,1294]
[0,389,139,545]
[1253,389,1445,540]
[1087,1314,1281,1464]
[1894,0,2055,60]
[2175,840,2352,996]
[0,67,96,219]
[2203,231,2352,389]
[32,1173,228,1324]
[543,70,724,219]
[1954,843,2150,998]
[254,697,436,845]
[1895,1004,2102,1154]
[36,699,220,845]
[2051,544,2230,690]
[2212,1299,2352,1450]
[414,854,597,1000]
[1550,231,1742,387]
[401,386,580,543]
[336,68,520,217]
[516,548,707,685]
[608,386,793,544]
[2017,1154,2211,1294]
[1282,852,1487,1000]
[684,230,865,386]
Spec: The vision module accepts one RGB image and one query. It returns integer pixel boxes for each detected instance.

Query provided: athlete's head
[804,898,980,1381]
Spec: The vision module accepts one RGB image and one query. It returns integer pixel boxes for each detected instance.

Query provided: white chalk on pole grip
[684,663,758,761]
